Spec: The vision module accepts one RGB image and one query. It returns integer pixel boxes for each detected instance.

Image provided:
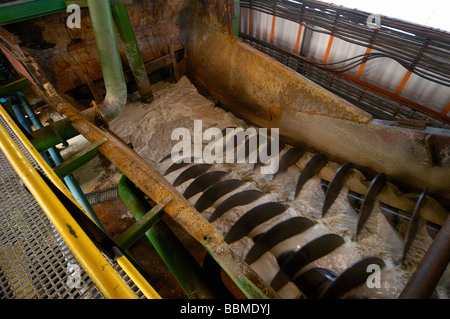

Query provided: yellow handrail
[0,105,161,299]
[0,119,138,298]
[0,104,84,212]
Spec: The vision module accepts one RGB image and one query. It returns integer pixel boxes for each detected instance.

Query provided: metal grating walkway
[0,114,144,299]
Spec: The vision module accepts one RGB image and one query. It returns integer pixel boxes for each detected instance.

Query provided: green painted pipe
[232,0,241,37]
[111,4,153,103]
[87,0,127,121]
[118,175,231,299]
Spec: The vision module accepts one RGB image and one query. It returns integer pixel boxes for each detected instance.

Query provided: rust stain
[66,223,78,238]
[187,18,372,126]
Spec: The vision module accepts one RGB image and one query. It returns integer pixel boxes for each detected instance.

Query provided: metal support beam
[30,118,80,152]
[53,137,107,178]
[0,77,29,97]
[117,175,231,299]
[111,4,153,103]
[399,214,450,299]
[87,0,127,121]
[0,0,67,25]
[44,81,279,299]
[0,109,137,299]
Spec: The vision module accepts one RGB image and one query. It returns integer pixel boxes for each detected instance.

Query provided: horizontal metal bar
[0,0,67,25]
[54,137,107,178]
[115,197,171,250]
[0,77,30,96]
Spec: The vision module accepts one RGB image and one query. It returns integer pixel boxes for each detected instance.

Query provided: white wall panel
[273,18,301,53]
[251,10,273,43]
[325,36,367,77]
[400,72,450,113]
[359,51,406,93]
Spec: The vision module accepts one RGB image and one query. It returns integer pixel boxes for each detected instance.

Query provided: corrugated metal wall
[239,1,450,126]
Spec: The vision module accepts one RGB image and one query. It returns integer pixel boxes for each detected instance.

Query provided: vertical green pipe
[17,91,106,233]
[233,0,241,37]
[87,0,127,121]
[118,175,231,299]
[111,4,153,103]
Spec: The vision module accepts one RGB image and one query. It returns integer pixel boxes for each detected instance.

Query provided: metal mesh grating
[0,114,144,299]
[86,187,119,206]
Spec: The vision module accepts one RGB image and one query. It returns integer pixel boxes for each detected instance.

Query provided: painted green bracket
[0,78,30,96]
[54,137,107,178]
[114,196,171,250]
[47,118,69,148]
[31,118,80,152]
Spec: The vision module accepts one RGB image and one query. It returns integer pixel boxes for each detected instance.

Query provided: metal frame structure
[0,105,157,299]
[0,0,448,300]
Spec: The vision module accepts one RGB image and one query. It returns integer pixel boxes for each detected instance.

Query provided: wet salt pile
[106,76,448,299]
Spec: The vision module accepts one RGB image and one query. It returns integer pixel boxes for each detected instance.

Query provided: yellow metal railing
[0,105,161,299]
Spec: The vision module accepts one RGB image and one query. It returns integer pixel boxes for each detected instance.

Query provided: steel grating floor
[0,114,144,299]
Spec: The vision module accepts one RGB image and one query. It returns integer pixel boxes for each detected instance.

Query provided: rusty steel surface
[399,214,450,299]
[185,9,450,205]
[2,2,449,299]
[187,18,372,125]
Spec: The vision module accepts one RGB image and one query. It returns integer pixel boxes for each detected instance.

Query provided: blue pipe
[16,91,106,233]
[10,95,32,133]
[9,95,53,167]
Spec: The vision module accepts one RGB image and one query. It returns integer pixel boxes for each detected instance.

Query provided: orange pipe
[323,35,334,63]
[395,70,412,95]
[294,24,303,54]
[270,15,276,44]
